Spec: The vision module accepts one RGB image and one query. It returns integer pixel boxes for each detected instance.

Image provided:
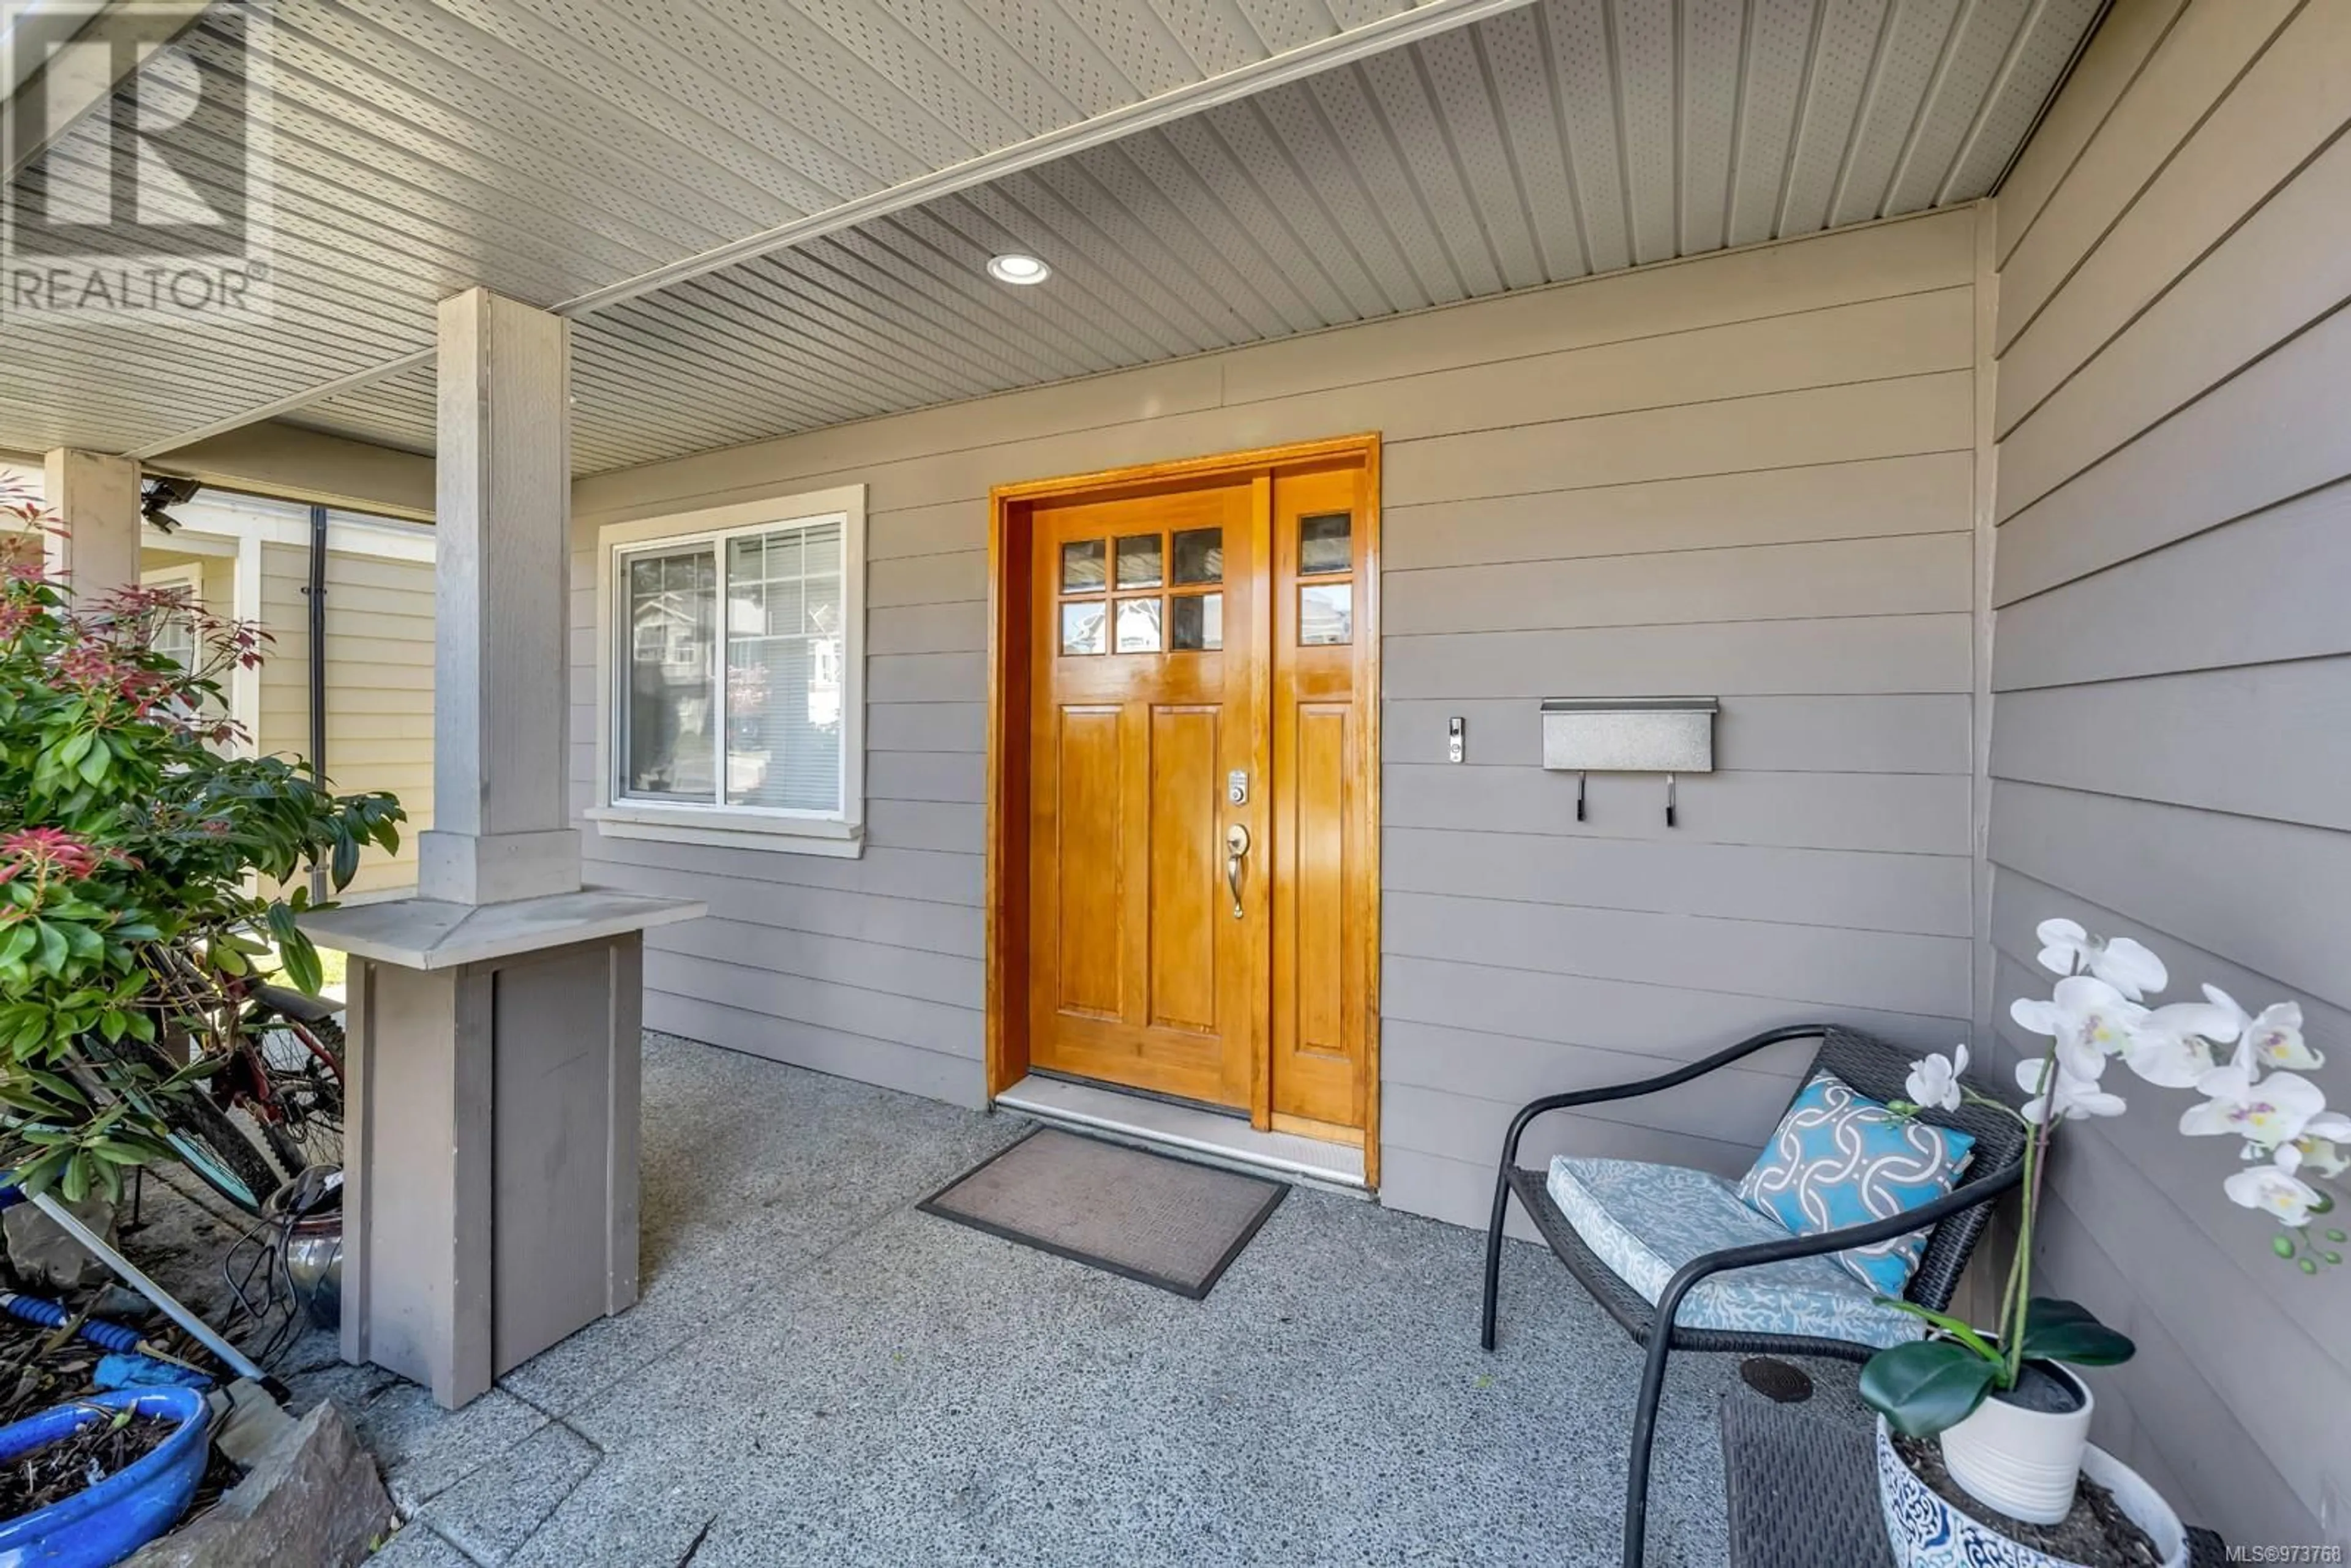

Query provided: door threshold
[994,1075,1369,1195]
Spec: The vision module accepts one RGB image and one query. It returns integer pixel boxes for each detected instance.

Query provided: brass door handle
[1224,823,1250,918]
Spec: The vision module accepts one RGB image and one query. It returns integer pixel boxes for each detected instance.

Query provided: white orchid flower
[2033,918,2168,1000]
[2201,986,2323,1071]
[2282,1137,2349,1180]
[2017,1056,2126,1125]
[2180,1064,2328,1152]
[2280,1112,2351,1179]
[1904,1045,1968,1113]
[2011,975,2144,1082]
[2121,997,2239,1089]
[2224,1163,2323,1228]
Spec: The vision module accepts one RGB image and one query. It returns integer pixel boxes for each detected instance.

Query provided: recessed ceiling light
[986,252,1051,285]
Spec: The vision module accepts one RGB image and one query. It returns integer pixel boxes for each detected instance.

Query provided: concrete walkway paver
[229,1033,1829,1566]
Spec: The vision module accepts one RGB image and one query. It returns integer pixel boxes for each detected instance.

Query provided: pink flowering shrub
[0,487,402,1201]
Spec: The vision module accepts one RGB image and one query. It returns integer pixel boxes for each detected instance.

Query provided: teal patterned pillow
[1736,1071,1977,1296]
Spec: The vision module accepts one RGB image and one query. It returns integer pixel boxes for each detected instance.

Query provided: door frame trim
[983,433,1382,1187]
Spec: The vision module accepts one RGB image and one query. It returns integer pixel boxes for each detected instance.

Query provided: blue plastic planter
[0,1386,210,1568]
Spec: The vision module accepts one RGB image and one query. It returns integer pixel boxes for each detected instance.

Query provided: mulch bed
[1895,1431,2165,1567]
[0,1276,239,1522]
[0,1407,175,1521]
[0,1292,217,1430]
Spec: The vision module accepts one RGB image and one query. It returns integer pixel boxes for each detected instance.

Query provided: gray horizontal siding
[1991,662,2351,833]
[1993,480,2351,689]
[1384,615,1974,700]
[1382,894,1971,1018]
[568,206,1981,1240]
[1381,1019,1824,1151]
[866,702,986,754]
[1987,0,2351,1540]
[1383,452,1975,571]
[1384,828,1972,938]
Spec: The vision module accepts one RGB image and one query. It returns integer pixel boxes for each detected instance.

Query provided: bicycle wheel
[249,1012,343,1173]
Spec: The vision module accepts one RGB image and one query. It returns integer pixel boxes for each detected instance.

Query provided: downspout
[305,505,328,903]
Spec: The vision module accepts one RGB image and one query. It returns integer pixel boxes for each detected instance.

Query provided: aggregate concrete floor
[151,1032,1865,1566]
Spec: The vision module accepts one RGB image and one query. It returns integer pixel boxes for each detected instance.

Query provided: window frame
[138,562,206,670]
[590,484,866,858]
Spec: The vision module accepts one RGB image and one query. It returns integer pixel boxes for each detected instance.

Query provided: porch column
[303,288,700,1411]
[39,448,140,601]
[416,288,580,905]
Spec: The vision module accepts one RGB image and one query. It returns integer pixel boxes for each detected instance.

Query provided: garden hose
[0,1290,144,1354]
[0,1289,207,1375]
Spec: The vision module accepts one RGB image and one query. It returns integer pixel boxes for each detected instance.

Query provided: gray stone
[122,1401,394,1568]
[3,1192,118,1290]
[282,1369,548,1517]
[211,1378,298,1468]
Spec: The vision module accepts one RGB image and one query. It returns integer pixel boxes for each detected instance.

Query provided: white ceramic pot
[1877,1418,2188,1568]
[1937,1363,2093,1525]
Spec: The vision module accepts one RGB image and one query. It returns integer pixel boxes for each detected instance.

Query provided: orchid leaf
[1859,1340,2001,1439]
[2020,1296,2135,1368]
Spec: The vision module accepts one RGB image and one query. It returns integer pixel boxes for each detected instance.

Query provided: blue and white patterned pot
[1876,1417,2188,1568]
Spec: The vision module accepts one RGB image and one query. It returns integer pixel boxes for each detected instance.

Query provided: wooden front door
[1027,478,1264,1108]
[1009,441,1377,1139]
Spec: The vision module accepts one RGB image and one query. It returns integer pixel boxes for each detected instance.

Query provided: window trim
[139,560,205,599]
[590,484,866,858]
[138,561,206,670]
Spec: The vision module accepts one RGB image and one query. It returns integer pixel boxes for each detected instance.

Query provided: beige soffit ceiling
[2,0,2105,476]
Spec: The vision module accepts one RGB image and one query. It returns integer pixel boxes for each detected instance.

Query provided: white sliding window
[593,487,864,857]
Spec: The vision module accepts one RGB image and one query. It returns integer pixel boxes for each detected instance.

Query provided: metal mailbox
[1540,697,1718,774]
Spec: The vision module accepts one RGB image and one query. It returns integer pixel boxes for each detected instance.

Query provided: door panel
[1291,703,1349,1057]
[1147,705,1221,1035]
[1051,706,1123,1020]
[1028,482,1262,1109]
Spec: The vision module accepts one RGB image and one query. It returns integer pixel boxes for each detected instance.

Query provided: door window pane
[1061,600,1106,655]
[724,519,846,811]
[1299,512,1352,575]
[1170,592,1223,651]
[1061,539,1105,593]
[623,548,718,799]
[1115,533,1163,589]
[1172,527,1223,585]
[1114,596,1163,653]
[1299,581,1352,645]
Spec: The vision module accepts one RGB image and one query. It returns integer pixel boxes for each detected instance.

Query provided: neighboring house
[1,465,437,898]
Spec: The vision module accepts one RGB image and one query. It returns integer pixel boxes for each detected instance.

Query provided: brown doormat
[918,1127,1287,1299]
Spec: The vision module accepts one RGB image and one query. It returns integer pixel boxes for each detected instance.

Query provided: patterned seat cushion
[1545,1156,1927,1351]
[1736,1071,1977,1296]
